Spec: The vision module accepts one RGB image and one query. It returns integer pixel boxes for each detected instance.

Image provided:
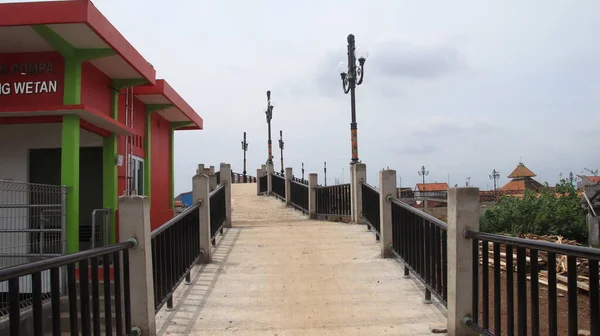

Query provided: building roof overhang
[134,80,203,130]
[0,0,155,84]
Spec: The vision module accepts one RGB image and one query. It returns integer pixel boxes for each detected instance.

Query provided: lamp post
[301,162,305,183]
[339,34,367,165]
[241,132,248,182]
[278,130,284,175]
[418,165,429,198]
[489,169,500,195]
[265,90,274,164]
[324,161,327,186]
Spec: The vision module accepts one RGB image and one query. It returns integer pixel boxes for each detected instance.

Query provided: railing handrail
[209,183,226,197]
[315,182,350,189]
[467,230,600,260]
[151,203,200,238]
[0,240,135,281]
[0,179,68,190]
[391,198,448,229]
[361,181,379,193]
[291,179,308,187]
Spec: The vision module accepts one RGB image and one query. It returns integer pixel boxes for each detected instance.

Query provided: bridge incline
[156,183,445,335]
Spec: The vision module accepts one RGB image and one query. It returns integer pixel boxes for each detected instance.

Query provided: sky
[9,0,600,194]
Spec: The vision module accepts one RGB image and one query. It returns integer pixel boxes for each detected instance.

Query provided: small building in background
[500,162,544,193]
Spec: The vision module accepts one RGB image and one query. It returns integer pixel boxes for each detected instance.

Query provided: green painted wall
[102,90,119,244]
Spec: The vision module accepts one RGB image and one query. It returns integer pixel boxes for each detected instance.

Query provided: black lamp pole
[265,90,274,164]
[339,34,366,165]
[301,162,305,183]
[489,169,500,195]
[324,161,327,186]
[418,165,429,186]
[241,132,248,182]
[278,130,284,175]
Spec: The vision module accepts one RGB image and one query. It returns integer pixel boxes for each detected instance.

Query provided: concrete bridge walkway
[156,184,446,335]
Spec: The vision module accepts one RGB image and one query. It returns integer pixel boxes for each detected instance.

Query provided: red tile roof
[416,183,449,191]
[508,163,537,178]
[500,179,544,192]
[587,176,600,183]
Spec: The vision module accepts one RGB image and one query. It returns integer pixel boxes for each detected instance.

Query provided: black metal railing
[290,180,309,212]
[315,183,351,216]
[215,171,221,184]
[0,240,135,335]
[292,176,308,186]
[391,199,448,306]
[232,172,256,183]
[464,231,600,336]
[272,174,285,201]
[151,204,201,313]
[361,182,380,239]
[210,184,226,246]
[259,175,268,193]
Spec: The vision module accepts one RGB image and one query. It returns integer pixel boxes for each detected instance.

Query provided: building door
[29,147,103,252]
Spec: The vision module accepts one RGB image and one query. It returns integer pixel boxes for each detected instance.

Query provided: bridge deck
[156,184,445,335]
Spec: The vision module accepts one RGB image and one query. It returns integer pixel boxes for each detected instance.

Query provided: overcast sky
[11,0,600,193]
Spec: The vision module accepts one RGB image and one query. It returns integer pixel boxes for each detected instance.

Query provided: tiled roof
[500,179,544,192]
[587,176,600,183]
[416,183,449,191]
[508,163,537,178]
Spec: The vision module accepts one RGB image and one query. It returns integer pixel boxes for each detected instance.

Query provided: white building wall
[0,123,103,290]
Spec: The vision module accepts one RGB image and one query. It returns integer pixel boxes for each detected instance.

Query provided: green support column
[61,114,80,253]
[103,90,119,244]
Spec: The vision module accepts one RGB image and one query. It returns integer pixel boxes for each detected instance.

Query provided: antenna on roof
[519,157,523,164]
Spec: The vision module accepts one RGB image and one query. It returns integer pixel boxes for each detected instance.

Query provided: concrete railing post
[220,163,232,228]
[447,187,480,336]
[285,167,293,206]
[196,164,205,175]
[192,173,212,263]
[256,168,262,195]
[308,173,317,219]
[379,169,396,258]
[352,163,367,223]
[261,164,266,175]
[267,163,274,195]
[208,166,217,191]
[118,196,156,336]
[350,165,356,222]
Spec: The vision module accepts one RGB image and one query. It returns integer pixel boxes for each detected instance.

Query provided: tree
[480,179,588,243]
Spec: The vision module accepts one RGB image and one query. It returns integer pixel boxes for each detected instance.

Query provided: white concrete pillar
[261,164,266,174]
[220,163,232,228]
[267,163,274,195]
[379,169,396,258]
[308,173,318,219]
[118,196,156,336]
[447,187,480,336]
[285,167,293,206]
[350,164,356,222]
[208,166,217,191]
[352,163,367,223]
[256,168,262,195]
[196,164,205,175]
[192,174,212,263]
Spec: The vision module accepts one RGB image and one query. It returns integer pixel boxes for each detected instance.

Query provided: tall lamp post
[241,132,248,182]
[278,130,284,175]
[489,169,500,195]
[338,34,367,165]
[418,166,429,195]
[324,161,327,186]
[265,90,274,165]
[301,162,305,182]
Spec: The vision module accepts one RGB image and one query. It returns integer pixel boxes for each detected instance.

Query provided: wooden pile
[478,234,594,294]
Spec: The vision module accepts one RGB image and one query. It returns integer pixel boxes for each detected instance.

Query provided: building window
[129,155,145,196]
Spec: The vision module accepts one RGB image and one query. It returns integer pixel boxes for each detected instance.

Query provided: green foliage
[480,180,588,243]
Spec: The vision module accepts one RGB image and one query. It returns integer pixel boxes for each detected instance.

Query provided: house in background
[499,162,544,193]
[0,0,203,255]
[174,191,193,208]
[414,182,449,199]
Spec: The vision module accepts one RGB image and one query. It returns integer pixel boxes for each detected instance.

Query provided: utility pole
[241,132,248,182]
[466,177,471,187]
[301,162,305,183]
[265,90,274,164]
[278,130,284,175]
[324,161,327,186]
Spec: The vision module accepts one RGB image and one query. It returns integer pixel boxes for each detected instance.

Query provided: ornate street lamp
[301,162,305,183]
[265,90,274,164]
[278,130,285,175]
[324,161,328,186]
[241,132,248,182]
[489,169,500,195]
[339,34,368,165]
[418,165,429,187]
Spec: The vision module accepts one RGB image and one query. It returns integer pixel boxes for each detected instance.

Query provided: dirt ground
[477,268,591,335]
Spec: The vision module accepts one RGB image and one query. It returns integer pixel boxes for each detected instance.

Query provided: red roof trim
[135,80,203,129]
[0,0,155,84]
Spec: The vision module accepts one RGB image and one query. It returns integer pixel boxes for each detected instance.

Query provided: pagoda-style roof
[507,162,537,178]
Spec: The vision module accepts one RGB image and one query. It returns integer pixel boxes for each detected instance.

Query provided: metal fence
[391,199,448,306]
[315,183,351,216]
[271,174,285,201]
[210,184,226,246]
[361,182,380,240]
[290,180,308,213]
[463,230,600,336]
[259,175,268,193]
[151,203,201,313]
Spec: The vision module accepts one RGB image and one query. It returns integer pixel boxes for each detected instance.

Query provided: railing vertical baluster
[103,254,112,335]
[80,258,91,336]
[91,257,101,336]
[123,249,132,332]
[530,249,539,336]
[8,277,20,336]
[482,241,489,329]
[67,263,79,335]
[517,247,527,336]
[589,259,599,336]
[472,239,479,325]
[50,267,61,335]
[32,271,43,336]
[567,255,578,336]
[506,245,515,336]
[113,251,123,336]
[493,243,501,335]
[442,230,447,302]
[435,226,442,295]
